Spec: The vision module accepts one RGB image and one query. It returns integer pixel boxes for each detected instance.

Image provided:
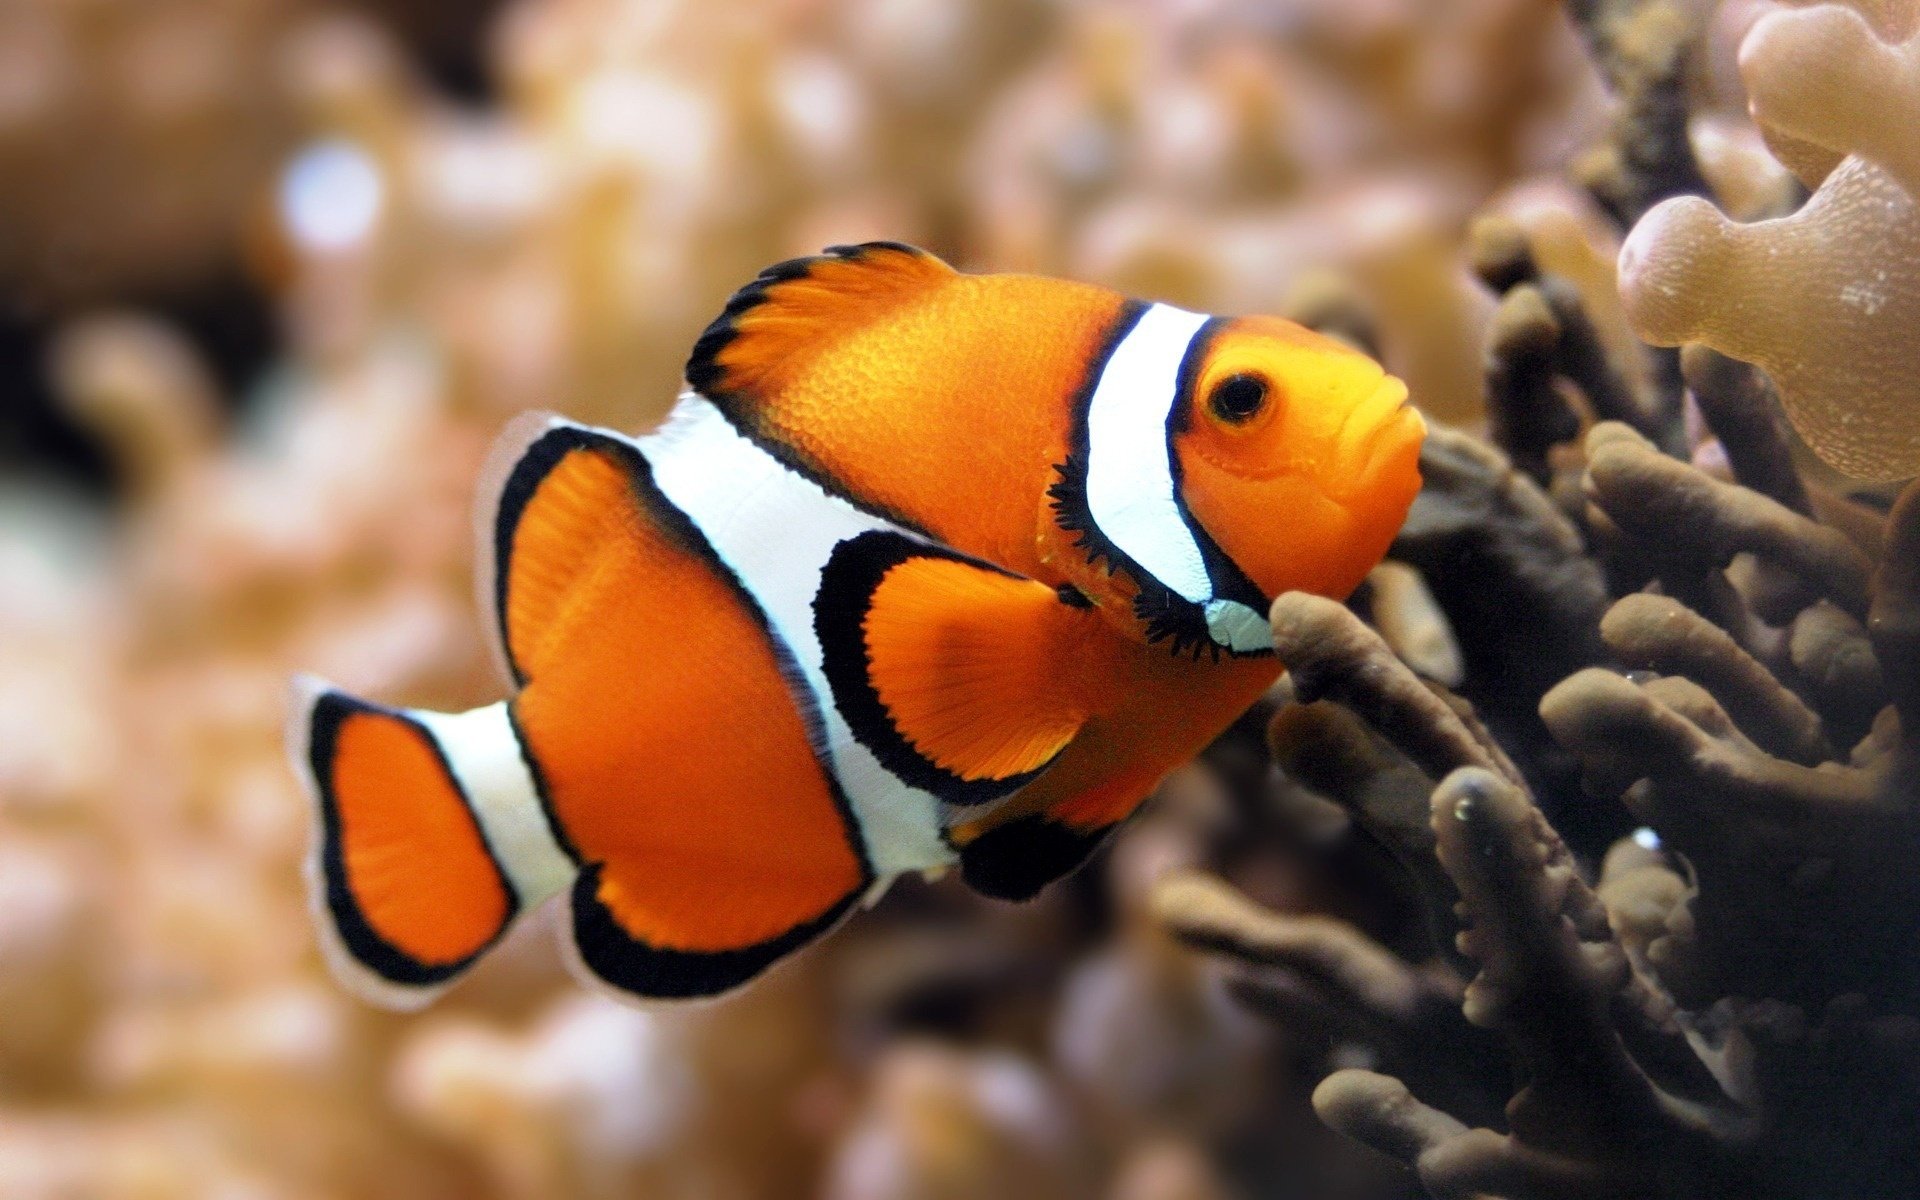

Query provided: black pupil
[1209,374,1267,423]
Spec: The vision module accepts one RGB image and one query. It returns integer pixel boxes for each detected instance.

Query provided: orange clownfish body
[289,243,1425,1007]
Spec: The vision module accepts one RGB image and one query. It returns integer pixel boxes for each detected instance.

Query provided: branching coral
[1561,0,1712,226]
[1618,155,1920,481]
[1617,0,1920,481]
[1156,4,1920,1175]
[1162,593,1749,1197]
[1314,766,1750,1200]
[1740,1,1920,198]
[1548,450,1920,1002]
[1165,455,1920,1196]
[1387,424,1618,848]
[1470,218,1655,476]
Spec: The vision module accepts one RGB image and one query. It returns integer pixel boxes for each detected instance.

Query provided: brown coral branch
[1541,669,1884,818]
[1542,664,1920,1011]
[1266,700,1463,954]
[1269,592,1518,788]
[1562,0,1709,437]
[1314,768,1745,1200]
[1484,285,1580,482]
[1679,346,1811,518]
[1806,483,1889,562]
[1152,871,1430,1025]
[1600,593,1832,765]
[1267,703,1440,862]
[1396,428,1609,650]
[1788,601,1889,747]
[1391,426,1618,842]
[1468,215,1536,296]
[1563,0,1712,228]
[1584,422,1875,618]
[1470,215,1663,450]
[1544,271,1663,447]
[1155,863,1513,1139]
[1432,769,1662,1143]
[1312,1069,1470,1167]
[1679,347,1825,624]
[1311,1071,1489,1195]
[1367,561,1465,688]
[1593,839,1690,994]
[1868,480,1920,733]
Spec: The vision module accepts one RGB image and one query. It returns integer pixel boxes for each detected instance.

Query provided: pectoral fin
[816,530,1101,807]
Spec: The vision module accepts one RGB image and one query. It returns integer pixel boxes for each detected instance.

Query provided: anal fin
[949,752,1163,901]
[955,813,1117,902]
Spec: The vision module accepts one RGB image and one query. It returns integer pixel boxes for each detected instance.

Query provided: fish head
[1168,314,1425,622]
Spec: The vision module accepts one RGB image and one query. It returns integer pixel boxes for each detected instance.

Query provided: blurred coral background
[0,1,1837,1197]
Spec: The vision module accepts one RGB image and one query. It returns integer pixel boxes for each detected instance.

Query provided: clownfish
[288,242,1424,1008]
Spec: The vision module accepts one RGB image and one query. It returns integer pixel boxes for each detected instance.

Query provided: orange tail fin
[289,678,575,1009]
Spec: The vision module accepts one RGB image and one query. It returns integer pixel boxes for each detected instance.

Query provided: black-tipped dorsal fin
[685,242,954,402]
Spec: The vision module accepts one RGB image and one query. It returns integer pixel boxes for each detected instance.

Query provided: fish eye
[1207,373,1268,424]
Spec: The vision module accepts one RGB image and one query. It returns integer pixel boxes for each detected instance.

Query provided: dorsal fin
[685,242,955,402]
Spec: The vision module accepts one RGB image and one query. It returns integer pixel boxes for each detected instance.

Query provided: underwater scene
[2,0,1918,1196]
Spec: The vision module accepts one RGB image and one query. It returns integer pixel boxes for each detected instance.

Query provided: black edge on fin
[492,422,872,881]
[308,689,514,987]
[814,528,1054,808]
[505,696,580,867]
[958,813,1114,902]
[568,864,860,1000]
[679,243,946,539]
[684,241,945,399]
[490,423,650,687]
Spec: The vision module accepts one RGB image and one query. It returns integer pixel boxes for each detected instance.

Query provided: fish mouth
[1331,376,1423,499]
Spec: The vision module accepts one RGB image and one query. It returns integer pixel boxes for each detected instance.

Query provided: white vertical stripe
[636,396,955,877]
[414,703,575,907]
[1084,303,1214,605]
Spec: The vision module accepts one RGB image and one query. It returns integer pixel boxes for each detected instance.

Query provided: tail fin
[288,677,576,1009]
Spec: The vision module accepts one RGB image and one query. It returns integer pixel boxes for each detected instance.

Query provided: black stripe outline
[491,425,581,687]
[571,864,861,999]
[309,691,518,987]
[1046,298,1147,581]
[814,529,1063,809]
[1046,303,1272,659]
[1166,319,1275,649]
[500,426,877,998]
[505,696,579,866]
[685,241,944,538]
